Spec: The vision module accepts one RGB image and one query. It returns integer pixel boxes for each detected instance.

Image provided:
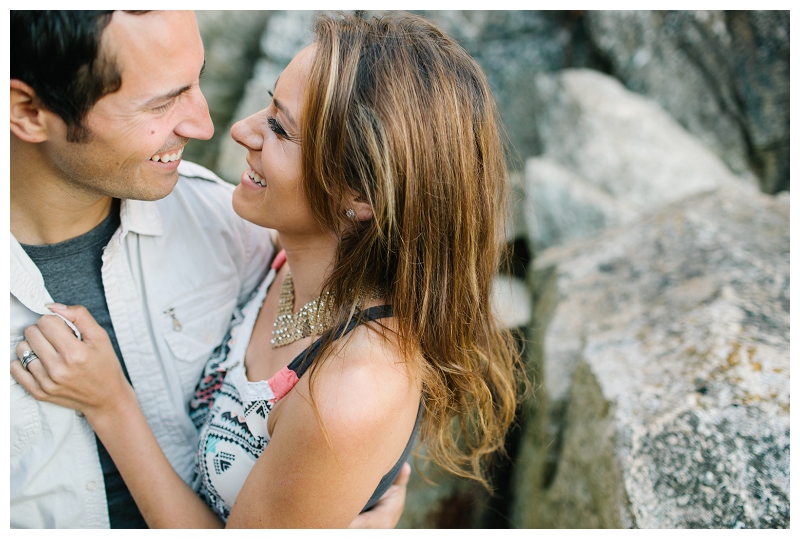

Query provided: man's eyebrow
[142,58,206,107]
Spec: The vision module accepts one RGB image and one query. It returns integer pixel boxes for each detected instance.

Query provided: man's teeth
[247,168,266,187]
[149,147,184,162]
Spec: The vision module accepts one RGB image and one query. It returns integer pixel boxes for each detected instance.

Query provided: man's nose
[174,87,214,141]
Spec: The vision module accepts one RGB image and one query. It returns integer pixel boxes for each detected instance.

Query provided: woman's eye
[268,117,287,137]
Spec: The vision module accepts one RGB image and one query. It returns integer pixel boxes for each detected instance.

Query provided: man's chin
[126,171,181,202]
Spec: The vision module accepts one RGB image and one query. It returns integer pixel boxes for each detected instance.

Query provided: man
[10,10,408,528]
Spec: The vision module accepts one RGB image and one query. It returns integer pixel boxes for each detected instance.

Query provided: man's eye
[152,100,175,113]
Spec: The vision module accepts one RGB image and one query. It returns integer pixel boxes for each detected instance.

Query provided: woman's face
[230,45,319,235]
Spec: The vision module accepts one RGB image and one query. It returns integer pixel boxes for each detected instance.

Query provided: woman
[12,12,523,528]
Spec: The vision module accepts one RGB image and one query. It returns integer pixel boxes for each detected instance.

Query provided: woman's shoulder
[321,316,419,409]
[291,316,421,443]
[266,315,421,487]
[244,316,421,525]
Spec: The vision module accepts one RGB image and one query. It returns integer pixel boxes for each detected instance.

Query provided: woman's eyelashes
[267,116,288,137]
[266,90,299,143]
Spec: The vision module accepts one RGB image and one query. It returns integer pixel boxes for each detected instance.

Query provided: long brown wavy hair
[298,11,524,488]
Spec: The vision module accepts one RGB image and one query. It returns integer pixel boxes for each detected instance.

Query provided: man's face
[43,11,213,201]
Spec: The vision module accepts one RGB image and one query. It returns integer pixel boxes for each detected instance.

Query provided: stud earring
[346,208,356,219]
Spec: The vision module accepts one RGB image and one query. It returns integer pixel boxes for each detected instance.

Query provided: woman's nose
[230,111,264,152]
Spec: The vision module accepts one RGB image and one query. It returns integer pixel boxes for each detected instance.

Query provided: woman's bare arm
[10,304,412,528]
[89,389,225,527]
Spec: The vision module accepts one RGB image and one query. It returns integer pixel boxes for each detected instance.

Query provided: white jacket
[10,161,274,528]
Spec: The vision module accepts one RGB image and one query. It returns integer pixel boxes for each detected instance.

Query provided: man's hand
[348,463,411,528]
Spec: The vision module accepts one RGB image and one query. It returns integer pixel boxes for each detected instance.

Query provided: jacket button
[86,481,97,491]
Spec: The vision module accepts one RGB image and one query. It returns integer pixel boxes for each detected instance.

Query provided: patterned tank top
[188,252,420,522]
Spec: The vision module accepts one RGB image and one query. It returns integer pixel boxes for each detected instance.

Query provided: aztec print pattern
[194,366,276,520]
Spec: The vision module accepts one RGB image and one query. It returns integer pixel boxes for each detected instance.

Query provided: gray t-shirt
[21,202,147,528]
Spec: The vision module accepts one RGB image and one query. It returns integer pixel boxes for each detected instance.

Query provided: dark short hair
[11,11,147,142]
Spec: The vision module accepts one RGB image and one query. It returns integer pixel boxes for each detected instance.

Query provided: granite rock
[532,69,753,212]
[512,185,789,528]
[525,68,753,252]
[584,10,789,194]
[524,156,640,251]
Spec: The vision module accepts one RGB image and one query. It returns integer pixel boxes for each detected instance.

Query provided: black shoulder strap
[287,305,393,377]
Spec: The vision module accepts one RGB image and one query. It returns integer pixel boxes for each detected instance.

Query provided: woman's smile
[229,45,316,234]
[246,167,266,187]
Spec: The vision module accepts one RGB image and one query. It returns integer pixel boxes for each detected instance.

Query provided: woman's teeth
[248,168,266,187]
[149,147,184,163]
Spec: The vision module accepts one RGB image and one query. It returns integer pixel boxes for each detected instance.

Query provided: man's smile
[148,146,184,162]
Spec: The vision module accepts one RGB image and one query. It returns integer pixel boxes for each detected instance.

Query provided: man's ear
[10,79,50,143]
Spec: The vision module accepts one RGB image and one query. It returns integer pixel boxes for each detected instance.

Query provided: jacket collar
[10,197,162,315]
[120,198,163,238]
[10,234,53,315]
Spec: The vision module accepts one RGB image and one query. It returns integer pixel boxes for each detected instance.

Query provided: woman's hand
[11,304,224,528]
[10,304,135,420]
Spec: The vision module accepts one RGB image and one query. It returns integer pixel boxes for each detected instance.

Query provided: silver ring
[21,350,39,371]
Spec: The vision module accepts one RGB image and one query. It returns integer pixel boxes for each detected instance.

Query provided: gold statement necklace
[270,272,385,348]
[271,272,335,348]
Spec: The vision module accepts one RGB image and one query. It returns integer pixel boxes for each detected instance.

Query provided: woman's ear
[345,193,373,222]
[10,80,50,143]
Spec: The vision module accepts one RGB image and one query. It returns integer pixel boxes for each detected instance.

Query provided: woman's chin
[231,188,269,228]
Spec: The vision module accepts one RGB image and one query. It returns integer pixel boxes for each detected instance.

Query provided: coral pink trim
[268,366,300,401]
[271,249,287,270]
